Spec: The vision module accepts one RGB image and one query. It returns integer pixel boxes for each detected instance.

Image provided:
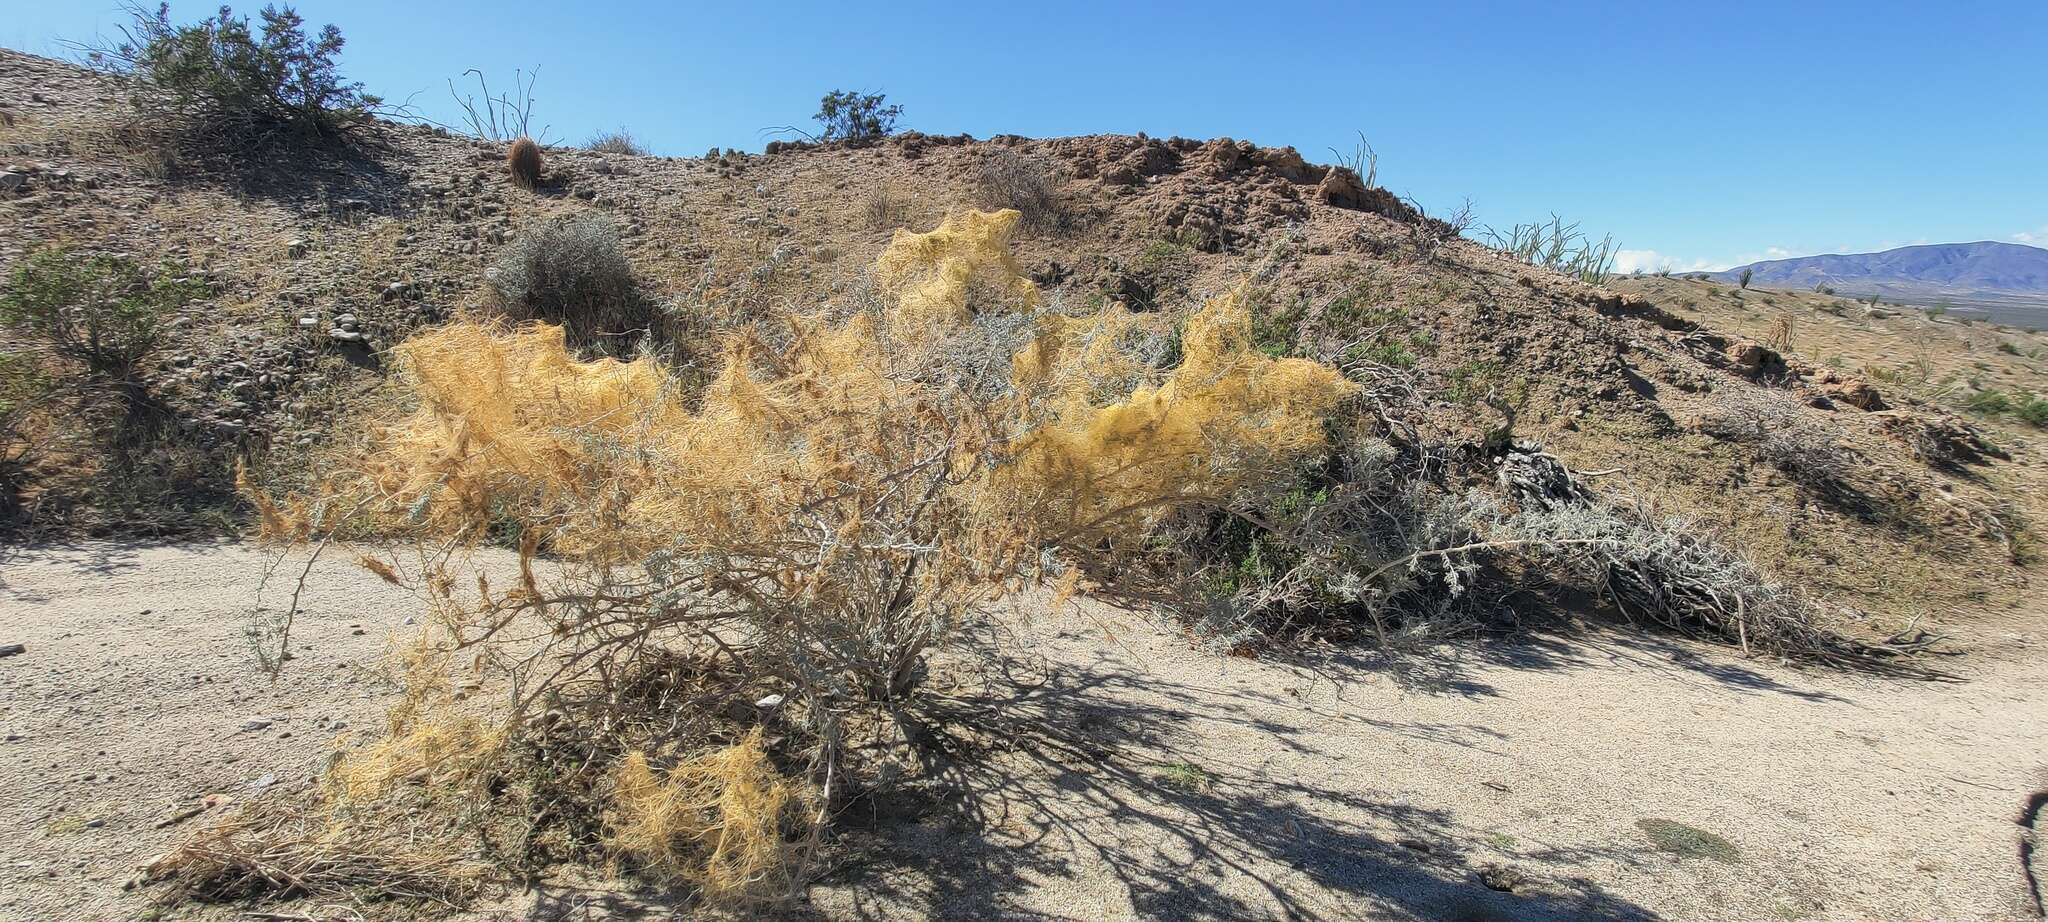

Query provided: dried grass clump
[607,729,818,904]
[973,148,1066,230]
[327,712,501,804]
[1701,387,1882,514]
[507,136,543,187]
[145,801,483,907]
[586,127,648,156]
[1496,444,1935,663]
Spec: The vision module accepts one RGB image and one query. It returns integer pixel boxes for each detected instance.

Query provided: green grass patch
[1636,817,1740,863]
[1155,760,1214,793]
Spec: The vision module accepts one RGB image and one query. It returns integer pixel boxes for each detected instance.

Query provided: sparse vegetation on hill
[0,32,2042,918]
[1484,214,1618,284]
[584,126,647,156]
[83,3,380,150]
[813,88,901,141]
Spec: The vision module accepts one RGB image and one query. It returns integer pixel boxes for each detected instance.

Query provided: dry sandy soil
[3,542,2044,921]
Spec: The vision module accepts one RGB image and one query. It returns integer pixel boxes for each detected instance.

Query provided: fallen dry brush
[144,799,485,907]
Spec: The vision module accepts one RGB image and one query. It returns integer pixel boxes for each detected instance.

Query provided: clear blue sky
[6,1,2044,271]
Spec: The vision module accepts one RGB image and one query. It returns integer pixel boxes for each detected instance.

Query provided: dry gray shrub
[487,212,657,352]
[1495,444,1936,663]
[973,148,1066,230]
[585,127,648,156]
[1700,386,1864,505]
[1171,432,1499,651]
[860,189,905,230]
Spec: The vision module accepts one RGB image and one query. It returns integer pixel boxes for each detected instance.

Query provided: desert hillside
[5,48,2042,638]
[3,37,2048,922]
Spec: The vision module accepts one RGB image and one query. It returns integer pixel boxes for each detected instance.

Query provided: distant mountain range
[1710,242,2048,307]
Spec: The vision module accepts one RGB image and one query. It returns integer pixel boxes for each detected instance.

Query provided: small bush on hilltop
[486,213,654,352]
[814,89,901,141]
[585,127,648,156]
[85,3,382,149]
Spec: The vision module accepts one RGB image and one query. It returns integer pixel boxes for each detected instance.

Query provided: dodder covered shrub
[256,209,1354,903]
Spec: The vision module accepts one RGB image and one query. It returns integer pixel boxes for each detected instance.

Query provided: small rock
[0,172,24,193]
[240,719,273,732]
[1478,864,1526,892]
[0,643,24,657]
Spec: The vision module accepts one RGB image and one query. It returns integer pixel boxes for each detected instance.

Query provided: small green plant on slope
[1964,389,2048,428]
[83,3,381,148]
[814,89,901,141]
[0,250,218,529]
[0,249,200,385]
[1483,214,1618,284]
[1739,267,1754,289]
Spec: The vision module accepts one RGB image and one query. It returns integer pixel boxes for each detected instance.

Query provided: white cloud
[1612,249,1726,274]
[2014,225,2048,245]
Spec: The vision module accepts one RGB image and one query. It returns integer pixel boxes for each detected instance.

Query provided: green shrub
[814,89,901,141]
[0,352,52,523]
[2015,394,2048,428]
[487,213,657,352]
[85,4,380,149]
[0,251,226,532]
[1964,390,2014,416]
[0,249,201,382]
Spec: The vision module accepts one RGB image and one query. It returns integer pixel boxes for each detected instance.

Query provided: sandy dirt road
[2,541,2043,921]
